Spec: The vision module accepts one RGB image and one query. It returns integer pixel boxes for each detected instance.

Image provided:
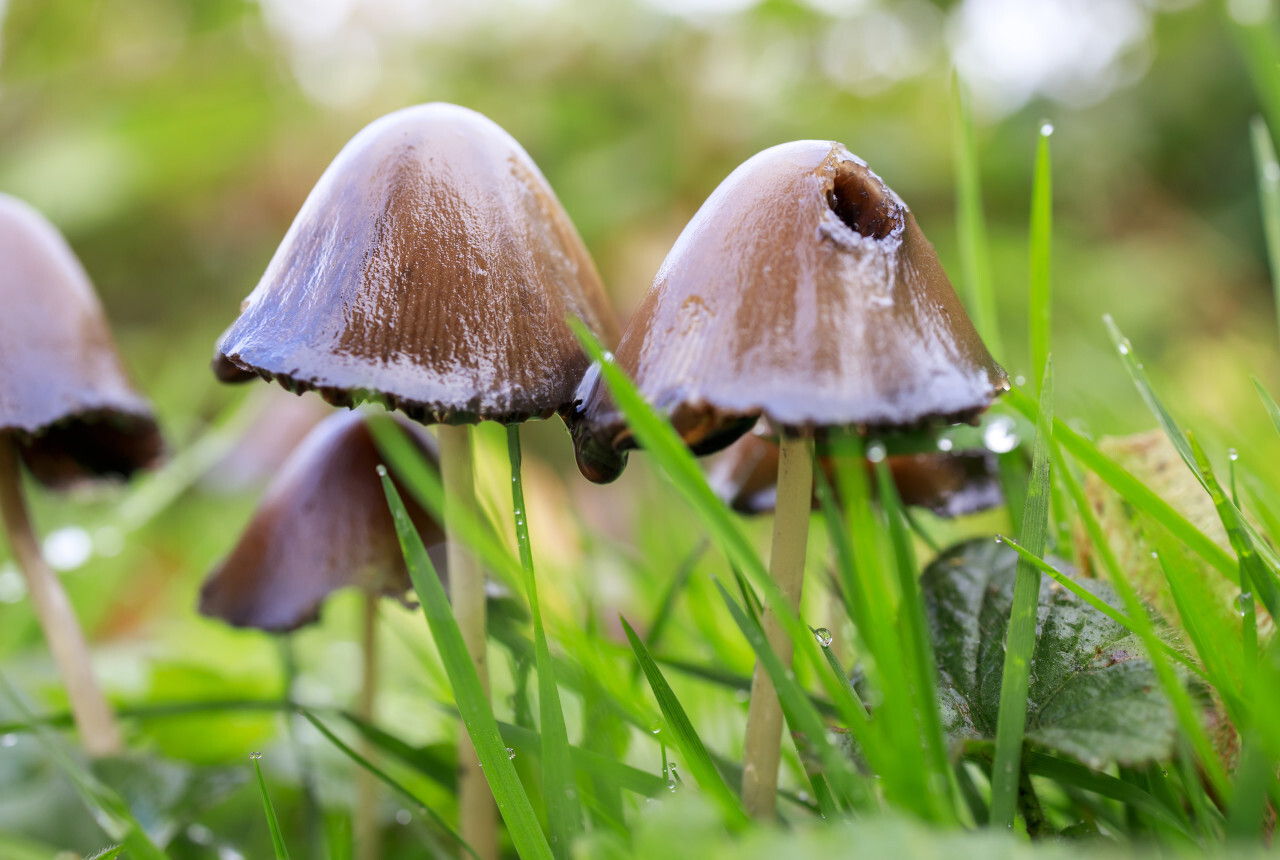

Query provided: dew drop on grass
[982,416,1019,453]
[814,627,834,648]
[994,535,1004,544]
[1236,593,1253,615]
[937,437,953,452]
[866,441,886,463]
[249,751,262,760]
[1014,375,1026,387]
[396,809,412,825]
[1118,342,1130,355]
[507,747,516,760]
[1040,121,1055,137]
[1229,448,1239,462]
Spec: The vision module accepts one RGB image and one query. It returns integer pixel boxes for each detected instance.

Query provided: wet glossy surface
[0,194,162,487]
[707,430,1003,518]
[574,141,1006,482]
[199,411,445,632]
[217,103,618,425]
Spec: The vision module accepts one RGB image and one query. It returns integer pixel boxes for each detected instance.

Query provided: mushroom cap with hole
[215,102,619,425]
[707,429,1003,518]
[572,140,1007,483]
[0,194,162,488]
[199,410,446,632]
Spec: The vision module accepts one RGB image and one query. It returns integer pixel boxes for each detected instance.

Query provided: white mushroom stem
[741,433,814,819]
[438,424,497,860]
[356,590,381,860]
[0,437,121,756]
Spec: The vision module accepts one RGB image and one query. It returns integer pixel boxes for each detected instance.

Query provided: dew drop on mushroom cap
[214,102,618,425]
[0,193,162,488]
[199,410,446,633]
[574,140,1007,483]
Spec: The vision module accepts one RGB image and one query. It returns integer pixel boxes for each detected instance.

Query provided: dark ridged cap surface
[574,141,1006,482]
[216,103,618,425]
[199,411,444,632]
[0,194,162,488]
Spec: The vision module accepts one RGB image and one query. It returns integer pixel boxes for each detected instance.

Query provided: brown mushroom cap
[199,410,444,632]
[215,102,619,425]
[574,141,1006,483]
[0,194,162,488]
[708,430,1002,518]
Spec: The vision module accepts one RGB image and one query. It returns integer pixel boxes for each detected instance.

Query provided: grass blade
[1254,378,1280,434]
[1022,751,1193,838]
[1029,123,1054,393]
[952,75,1002,358]
[1250,116,1280,340]
[619,616,749,826]
[507,426,582,856]
[379,467,555,860]
[990,359,1054,828]
[251,754,291,860]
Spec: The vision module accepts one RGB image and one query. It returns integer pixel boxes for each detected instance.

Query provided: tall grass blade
[618,616,749,826]
[952,75,1002,358]
[990,359,1053,829]
[1252,115,1280,340]
[379,468,555,860]
[252,754,291,860]
[1226,734,1272,841]
[1029,124,1054,394]
[1254,378,1280,434]
[507,425,582,856]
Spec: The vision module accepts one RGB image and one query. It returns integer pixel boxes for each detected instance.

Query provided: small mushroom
[708,429,1003,518]
[0,193,164,756]
[573,142,1006,818]
[199,410,443,632]
[211,103,618,860]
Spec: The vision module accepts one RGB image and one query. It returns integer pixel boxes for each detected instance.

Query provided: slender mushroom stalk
[437,423,495,853]
[741,433,812,816]
[574,142,1007,819]
[211,104,617,858]
[0,193,163,756]
[0,440,120,756]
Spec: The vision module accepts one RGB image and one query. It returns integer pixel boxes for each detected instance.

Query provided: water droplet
[937,438,954,452]
[507,747,516,760]
[1118,342,1130,355]
[43,527,92,572]
[395,809,412,825]
[0,734,16,747]
[376,465,388,477]
[1014,375,1026,387]
[1150,551,1159,559]
[982,416,1019,454]
[814,627,833,648]
[1040,121,1055,137]
[994,535,1005,544]
[601,351,615,363]
[651,725,662,735]
[1236,593,1253,616]
[1229,448,1239,462]
[249,751,262,760]
[866,441,886,463]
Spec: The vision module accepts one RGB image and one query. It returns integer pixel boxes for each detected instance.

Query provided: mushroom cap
[708,430,1002,518]
[216,102,619,425]
[198,410,445,632]
[0,194,162,488]
[574,140,1006,482]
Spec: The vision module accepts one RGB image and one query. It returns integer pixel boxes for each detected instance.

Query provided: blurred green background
[3,0,1280,855]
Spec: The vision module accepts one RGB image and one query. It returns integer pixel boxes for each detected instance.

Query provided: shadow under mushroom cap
[573,140,1007,483]
[0,194,162,488]
[199,410,445,633]
[216,102,618,426]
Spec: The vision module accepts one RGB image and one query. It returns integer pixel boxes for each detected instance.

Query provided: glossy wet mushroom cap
[0,194,162,488]
[199,411,445,632]
[574,141,1007,483]
[215,102,618,425]
[707,431,1002,518]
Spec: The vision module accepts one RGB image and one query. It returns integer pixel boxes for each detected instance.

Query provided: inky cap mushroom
[0,194,163,487]
[707,430,1003,518]
[214,102,618,425]
[199,410,445,632]
[573,140,1007,482]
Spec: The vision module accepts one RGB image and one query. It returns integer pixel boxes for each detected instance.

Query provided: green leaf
[619,616,749,827]
[379,468,555,860]
[251,755,290,860]
[926,538,1177,769]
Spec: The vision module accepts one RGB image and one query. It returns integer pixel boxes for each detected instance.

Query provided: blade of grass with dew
[952,74,1002,358]
[301,710,477,859]
[990,359,1054,829]
[618,616,749,826]
[0,674,170,860]
[507,425,581,855]
[379,468,555,860]
[252,754,291,860]
[569,318,868,803]
[997,534,1202,677]
[1251,116,1280,340]
[1029,123,1053,393]
[1004,387,1237,578]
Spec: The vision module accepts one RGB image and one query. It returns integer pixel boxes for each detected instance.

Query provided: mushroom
[212,103,617,859]
[708,428,1003,519]
[0,193,163,756]
[573,141,1006,817]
